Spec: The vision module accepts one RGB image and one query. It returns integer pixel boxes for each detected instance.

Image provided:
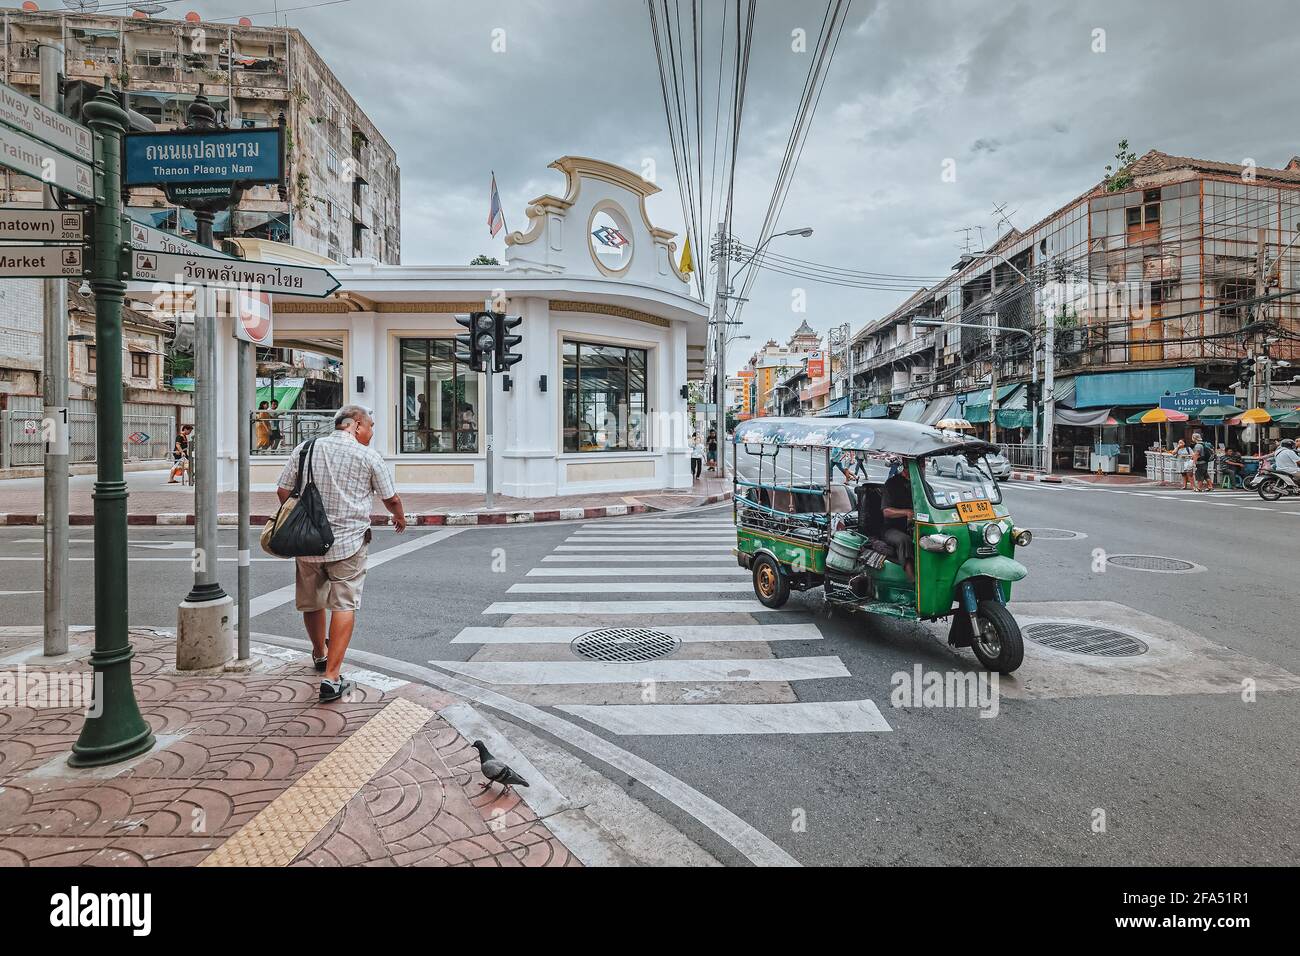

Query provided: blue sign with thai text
[1158,387,1231,414]
[122,127,283,187]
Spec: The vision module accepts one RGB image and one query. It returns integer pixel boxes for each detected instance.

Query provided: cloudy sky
[192,0,1297,373]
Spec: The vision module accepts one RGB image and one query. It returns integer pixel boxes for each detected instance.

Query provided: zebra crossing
[1004,480,1300,512]
[432,513,892,736]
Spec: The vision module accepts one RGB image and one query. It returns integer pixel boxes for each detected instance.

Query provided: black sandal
[319,677,353,702]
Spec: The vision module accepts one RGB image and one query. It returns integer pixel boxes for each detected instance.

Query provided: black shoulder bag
[265,439,335,558]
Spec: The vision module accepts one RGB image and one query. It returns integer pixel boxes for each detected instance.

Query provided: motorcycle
[1249,462,1300,501]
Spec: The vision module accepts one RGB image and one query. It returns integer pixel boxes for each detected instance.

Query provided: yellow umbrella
[1236,407,1272,425]
[936,417,973,431]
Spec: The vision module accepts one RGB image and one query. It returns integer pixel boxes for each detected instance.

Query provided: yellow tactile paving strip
[199,697,434,867]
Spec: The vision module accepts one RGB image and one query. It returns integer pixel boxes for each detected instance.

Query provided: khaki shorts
[295,543,368,612]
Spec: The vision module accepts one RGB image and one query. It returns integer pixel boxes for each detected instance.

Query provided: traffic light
[1236,357,1256,385]
[1025,380,1041,406]
[494,313,523,373]
[455,311,497,372]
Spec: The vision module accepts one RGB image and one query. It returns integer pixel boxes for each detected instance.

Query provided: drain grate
[1024,622,1149,657]
[1107,554,1197,573]
[1028,528,1084,540]
[571,627,681,662]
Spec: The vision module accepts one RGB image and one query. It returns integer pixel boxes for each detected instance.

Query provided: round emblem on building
[587,203,634,275]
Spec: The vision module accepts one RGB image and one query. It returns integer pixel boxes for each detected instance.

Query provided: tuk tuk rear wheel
[970,601,1024,674]
[752,554,790,609]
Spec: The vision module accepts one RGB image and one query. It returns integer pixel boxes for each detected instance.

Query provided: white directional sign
[0,245,84,278]
[0,207,87,243]
[0,122,94,200]
[0,79,93,163]
[128,219,232,259]
[130,249,340,298]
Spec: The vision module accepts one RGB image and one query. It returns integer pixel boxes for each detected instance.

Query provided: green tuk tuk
[732,417,1032,673]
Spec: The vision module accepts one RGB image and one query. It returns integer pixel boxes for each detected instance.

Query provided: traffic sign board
[0,207,87,243]
[0,79,93,163]
[234,290,273,346]
[0,245,84,278]
[128,219,231,259]
[130,249,339,298]
[123,126,283,187]
[0,122,94,200]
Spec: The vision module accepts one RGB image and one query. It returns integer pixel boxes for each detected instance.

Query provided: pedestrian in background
[268,398,284,451]
[690,432,704,479]
[168,423,193,484]
[1174,438,1192,489]
[706,428,718,472]
[277,404,405,702]
[255,401,272,451]
[1191,431,1214,492]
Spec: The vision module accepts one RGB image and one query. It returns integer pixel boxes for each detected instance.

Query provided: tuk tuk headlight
[983,523,1004,546]
[1013,527,1032,547]
[920,533,958,554]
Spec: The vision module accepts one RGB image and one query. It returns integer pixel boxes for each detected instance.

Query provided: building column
[500,296,556,498]
[662,320,692,489]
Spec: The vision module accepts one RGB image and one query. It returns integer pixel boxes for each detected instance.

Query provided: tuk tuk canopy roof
[734,417,995,457]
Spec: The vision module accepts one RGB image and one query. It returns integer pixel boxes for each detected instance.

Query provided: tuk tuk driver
[881,458,921,580]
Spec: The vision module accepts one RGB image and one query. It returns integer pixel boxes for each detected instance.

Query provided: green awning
[897,399,927,422]
[997,409,1034,429]
[255,382,304,410]
[858,404,890,419]
[1074,367,1195,409]
[964,403,991,424]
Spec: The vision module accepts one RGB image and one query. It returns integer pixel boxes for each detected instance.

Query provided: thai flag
[488,173,505,237]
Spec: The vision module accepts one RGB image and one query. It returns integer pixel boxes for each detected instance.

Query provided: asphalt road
[2,479,1297,866]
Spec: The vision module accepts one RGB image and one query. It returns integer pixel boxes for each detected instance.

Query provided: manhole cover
[571,627,680,662]
[1029,528,1086,540]
[1024,622,1149,657]
[1106,554,1199,573]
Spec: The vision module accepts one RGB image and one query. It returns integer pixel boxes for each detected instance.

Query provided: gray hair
[334,404,372,429]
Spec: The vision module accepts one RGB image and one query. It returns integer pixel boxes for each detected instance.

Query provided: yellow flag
[679,236,694,274]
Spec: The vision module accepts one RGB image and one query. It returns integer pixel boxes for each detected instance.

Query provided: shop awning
[255,378,305,410]
[996,409,1034,429]
[964,403,991,424]
[897,399,927,422]
[1055,406,1115,426]
[1052,376,1077,408]
[1073,367,1195,409]
[817,396,849,417]
[858,403,890,419]
[919,395,955,425]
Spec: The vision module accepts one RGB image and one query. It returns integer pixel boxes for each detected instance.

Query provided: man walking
[1191,431,1214,492]
[277,405,405,701]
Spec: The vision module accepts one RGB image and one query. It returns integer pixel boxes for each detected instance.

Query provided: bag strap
[291,439,315,497]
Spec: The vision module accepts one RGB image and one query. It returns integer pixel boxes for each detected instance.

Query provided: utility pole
[176,92,234,671]
[235,305,251,662]
[712,221,729,477]
[988,324,999,447]
[68,84,155,767]
[1043,308,1056,474]
[39,43,68,657]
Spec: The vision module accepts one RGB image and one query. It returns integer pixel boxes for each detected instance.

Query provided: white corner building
[209,156,709,497]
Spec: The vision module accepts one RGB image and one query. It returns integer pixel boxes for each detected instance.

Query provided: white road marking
[570,531,736,538]
[0,556,281,563]
[557,700,892,735]
[554,544,735,552]
[450,623,823,644]
[582,521,734,528]
[542,553,739,562]
[0,590,41,596]
[526,566,747,576]
[428,656,849,685]
[248,528,464,618]
[508,581,753,593]
[485,600,767,615]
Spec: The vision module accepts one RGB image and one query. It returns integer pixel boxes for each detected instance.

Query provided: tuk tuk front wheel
[970,601,1024,674]
[752,554,790,609]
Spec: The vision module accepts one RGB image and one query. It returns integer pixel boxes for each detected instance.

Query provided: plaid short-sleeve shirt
[277,430,397,563]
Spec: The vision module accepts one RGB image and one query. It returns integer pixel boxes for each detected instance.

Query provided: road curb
[0,498,737,527]
[1007,471,1063,483]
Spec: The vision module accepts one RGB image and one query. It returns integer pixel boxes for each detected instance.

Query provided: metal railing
[2,410,174,468]
[250,409,334,455]
[998,443,1048,472]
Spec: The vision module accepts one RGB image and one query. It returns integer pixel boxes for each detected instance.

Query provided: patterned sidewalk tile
[0,631,580,868]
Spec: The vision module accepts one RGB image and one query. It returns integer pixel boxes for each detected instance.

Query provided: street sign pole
[236,320,252,662]
[68,85,155,767]
[176,93,235,672]
[39,42,68,658]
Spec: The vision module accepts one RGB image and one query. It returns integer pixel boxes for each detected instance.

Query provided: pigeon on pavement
[471,739,530,794]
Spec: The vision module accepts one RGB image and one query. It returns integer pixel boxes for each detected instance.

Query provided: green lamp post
[68,83,155,767]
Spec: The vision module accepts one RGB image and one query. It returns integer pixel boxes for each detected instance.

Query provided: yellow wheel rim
[757,564,776,597]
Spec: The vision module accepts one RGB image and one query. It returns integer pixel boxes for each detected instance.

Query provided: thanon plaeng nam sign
[123,127,284,187]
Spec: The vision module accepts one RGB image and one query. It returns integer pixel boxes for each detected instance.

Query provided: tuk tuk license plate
[956,499,996,522]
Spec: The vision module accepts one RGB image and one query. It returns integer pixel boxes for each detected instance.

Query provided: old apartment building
[1,5,400,262]
[849,150,1300,443]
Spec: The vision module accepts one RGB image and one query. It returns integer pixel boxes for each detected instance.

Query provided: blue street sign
[122,127,283,187]
[1158,387,1231,414]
